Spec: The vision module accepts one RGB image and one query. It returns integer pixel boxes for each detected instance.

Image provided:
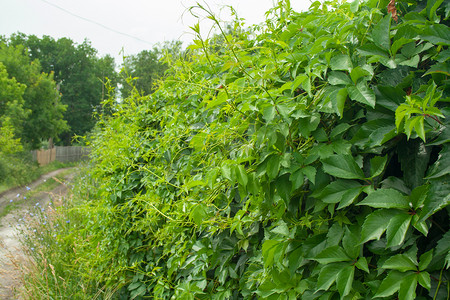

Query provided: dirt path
[0,168,77,299]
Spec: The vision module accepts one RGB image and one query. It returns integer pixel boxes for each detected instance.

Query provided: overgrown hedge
[53,0,450,299]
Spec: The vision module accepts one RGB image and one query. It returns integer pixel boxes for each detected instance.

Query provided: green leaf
[190,204,207,226]
[207,91,227,109]
[350,0,359,13]
[263,106,276,123]
[236,165,248,187]
[350,66,371,84]
[410,184,429,210]
[342,226,360,259]
[317,262,347,291]
[347,81,376,108]
[313,245,351,264]
[328,71,352,85]
[335,87,348,117]
[435,231,450,269]
[290,169,304,190]
[426,145,450,179]
[399,140,431,190]
[418,249,433,271]
[314,179,362,204]
[370,155,388,178]
[420,24,450,45]
[382,253,417,272]
[426,0,445,21]
[303,166,317,184]
[355,257,369,273]
[372,15,391,51]
[374,270,404,298]
[423,62,450,76]
[417,271,431,290]
[276,174,292,204]
[419,174,450,222]
[267,155,281,179]
[322,155,365,180]
[386,212,412,247]
[361,209,397,243]
[262,240,284,268]
[358,188,409,209]
[336,265,354,297]
[398,273,417,300]
[330,55,352,72]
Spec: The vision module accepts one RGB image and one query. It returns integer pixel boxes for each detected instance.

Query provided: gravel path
[0,168,76,299]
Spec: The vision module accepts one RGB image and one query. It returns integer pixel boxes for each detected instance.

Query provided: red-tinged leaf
[387,0,398,22]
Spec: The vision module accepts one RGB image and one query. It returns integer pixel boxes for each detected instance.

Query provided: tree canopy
[8,34,118,144]
[120,41,182,98]
[0,43,68,149]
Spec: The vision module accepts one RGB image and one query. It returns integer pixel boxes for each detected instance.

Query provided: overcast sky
[1,0,311,64]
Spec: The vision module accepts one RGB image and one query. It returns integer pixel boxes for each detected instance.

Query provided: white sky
[1,0,312,64]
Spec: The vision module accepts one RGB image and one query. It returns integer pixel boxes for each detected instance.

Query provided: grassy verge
[13,164,119,299]
[0,167,77,224]
[0,160,78,194]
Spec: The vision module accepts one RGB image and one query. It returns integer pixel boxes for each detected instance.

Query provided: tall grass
[9,165,121,299]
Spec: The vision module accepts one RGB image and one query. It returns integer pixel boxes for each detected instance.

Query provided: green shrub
[26,0,450,299]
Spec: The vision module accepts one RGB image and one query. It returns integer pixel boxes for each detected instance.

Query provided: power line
[39,0,154,45]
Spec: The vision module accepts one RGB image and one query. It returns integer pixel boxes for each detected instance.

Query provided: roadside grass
[12,165,120,299]
[0,167,78,224]
[0,161,78,194]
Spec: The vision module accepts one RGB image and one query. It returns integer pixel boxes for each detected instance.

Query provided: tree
[0,43,68,148]
[8,34,118,144]
[120,41,182,98]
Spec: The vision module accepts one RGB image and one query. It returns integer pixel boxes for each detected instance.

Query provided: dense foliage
[23,0,449,299]
[0,42,68,148]
[7,34,118,144]
[120,41,182,98]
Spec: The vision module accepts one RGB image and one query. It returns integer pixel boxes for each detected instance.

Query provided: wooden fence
[31,146,90,166]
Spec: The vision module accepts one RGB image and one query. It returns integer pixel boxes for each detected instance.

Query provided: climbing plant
[37,0,449,299]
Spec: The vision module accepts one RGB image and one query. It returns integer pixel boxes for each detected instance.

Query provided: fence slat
[31,146,90,166]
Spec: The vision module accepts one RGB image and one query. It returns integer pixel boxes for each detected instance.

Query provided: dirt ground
[0,168,77,299]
